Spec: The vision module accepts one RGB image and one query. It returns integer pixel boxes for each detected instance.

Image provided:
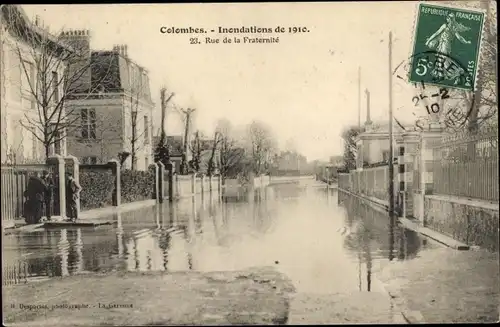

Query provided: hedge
[120,168,155,204]
[79,169,115,210]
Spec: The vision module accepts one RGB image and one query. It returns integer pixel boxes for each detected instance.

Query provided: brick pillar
[149,163,159,200]
[157,161,165,203]
[108,159,121,207]
[47,155,66,219]
[64,155,80,219]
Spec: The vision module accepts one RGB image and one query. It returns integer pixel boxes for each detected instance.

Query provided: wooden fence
[1,164,55,222]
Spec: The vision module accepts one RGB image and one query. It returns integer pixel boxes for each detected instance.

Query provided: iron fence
[432,127,499,202]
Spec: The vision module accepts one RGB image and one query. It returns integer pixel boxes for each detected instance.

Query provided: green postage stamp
[409,3,485,91]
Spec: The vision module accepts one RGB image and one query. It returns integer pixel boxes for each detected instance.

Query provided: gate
[1,164,57,222]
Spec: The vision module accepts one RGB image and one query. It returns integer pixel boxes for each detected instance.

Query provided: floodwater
[2,182,437,294]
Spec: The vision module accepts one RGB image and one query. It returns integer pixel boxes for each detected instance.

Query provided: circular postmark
[393,50,476,133]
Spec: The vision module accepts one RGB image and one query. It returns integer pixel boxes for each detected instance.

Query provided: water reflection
[4,183,436,295]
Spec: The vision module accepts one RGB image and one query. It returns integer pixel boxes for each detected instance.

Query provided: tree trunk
[182,113,191,174]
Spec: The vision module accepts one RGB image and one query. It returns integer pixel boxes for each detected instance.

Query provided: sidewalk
[375,247,499,323]
[3,199,158,233]
[399,217,470,250]
[3,266,294,326]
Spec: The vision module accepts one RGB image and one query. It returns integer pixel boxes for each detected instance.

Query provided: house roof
[1,5,73,55]
[71,50,153,102]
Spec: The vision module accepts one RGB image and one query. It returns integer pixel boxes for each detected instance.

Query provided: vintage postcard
[1,1,498,326]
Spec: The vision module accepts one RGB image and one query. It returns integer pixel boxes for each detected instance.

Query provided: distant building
[64,33,154,170]
[272,151,308,176]
[354,121,407,168]
[329,155,343,167]
[1,5,70,163]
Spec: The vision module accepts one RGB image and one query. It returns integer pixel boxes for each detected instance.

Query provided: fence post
[420,129,443,226]
[200,174,205,193]
[149,163,160,201]
[165,161,174,202]
[218,174,222,198]
[108,159,121,207]
[208,175,213,192]
[64,155,80,219]
[47,155,66,220]
[157,161,165,203]
[191,174,196,196]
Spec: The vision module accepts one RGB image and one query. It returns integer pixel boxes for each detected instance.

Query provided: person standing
[24,171,50,224]
[41,170,54,221]
[66,173,82,222]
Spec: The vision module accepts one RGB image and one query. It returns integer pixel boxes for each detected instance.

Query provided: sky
[22,2,433,161]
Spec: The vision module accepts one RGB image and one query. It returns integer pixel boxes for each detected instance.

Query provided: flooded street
[4,182,498,324]
[3,183,435,296]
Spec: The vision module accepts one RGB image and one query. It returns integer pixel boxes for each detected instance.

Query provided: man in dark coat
[24,170,51,224]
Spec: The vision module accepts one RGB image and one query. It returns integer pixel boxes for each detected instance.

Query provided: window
[54,130,62,155]
[52,71,59,102]
[81,109,96,139]
[144,115,149,144]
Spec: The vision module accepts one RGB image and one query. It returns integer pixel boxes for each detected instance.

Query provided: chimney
[59,29,92,92]
[113,44,128,57]
[365,89,372,126]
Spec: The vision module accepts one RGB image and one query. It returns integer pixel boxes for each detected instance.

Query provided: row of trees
[155,114,279,181]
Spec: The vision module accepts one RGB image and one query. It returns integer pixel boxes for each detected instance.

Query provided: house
[1,5,70,164]
[272,150,307,176]
[329,155,344,168]
[354,121,407,168]
[64,33,155,170]
[152,135,184,173]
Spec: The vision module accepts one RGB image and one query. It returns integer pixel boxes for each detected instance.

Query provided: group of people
[23,170,82,224]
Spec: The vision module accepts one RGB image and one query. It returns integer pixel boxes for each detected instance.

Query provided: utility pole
[160,88,175,141]
[358,66,362,129]
[180,107,196,174]
[388,31,395,261]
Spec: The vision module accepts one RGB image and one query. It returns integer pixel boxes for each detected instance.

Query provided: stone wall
[424,195,499,252]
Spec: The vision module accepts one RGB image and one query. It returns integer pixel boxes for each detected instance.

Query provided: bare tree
[216,119,245,181]
[1,6,114,161]
[207,130,222,176]
[464,1,497,133]
[188,130,203,173]
[176,107,196,174]
[246,120,277,175]
[154,87,175,167]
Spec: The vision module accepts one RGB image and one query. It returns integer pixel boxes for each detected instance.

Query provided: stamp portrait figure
[425,13,471,83]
